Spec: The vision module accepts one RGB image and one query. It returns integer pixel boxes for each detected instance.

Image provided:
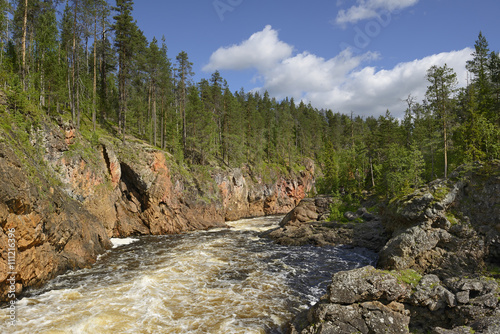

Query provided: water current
[5,216,377,334]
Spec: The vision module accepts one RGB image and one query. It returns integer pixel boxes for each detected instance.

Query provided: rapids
[4,216,376,333]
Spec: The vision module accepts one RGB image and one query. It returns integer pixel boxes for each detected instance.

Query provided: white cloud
[336,0,419,25]
[321,48,473,118]
[205,26,473,119]
[202,25,293,72]
[256,49,379,101]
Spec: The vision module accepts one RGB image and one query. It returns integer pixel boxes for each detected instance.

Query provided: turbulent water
[5,216,377,334]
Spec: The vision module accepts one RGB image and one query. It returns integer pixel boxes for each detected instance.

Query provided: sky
[132,0,500,119]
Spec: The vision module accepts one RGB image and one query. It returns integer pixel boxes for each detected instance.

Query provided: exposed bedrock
[0,120,314,302]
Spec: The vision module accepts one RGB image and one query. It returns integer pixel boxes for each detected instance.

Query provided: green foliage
[328,193,361,222]
[381,269,423,288]
[396,269,423,287]
[378,143,425,198]
[445,212,459,226]
[0,5,499,207]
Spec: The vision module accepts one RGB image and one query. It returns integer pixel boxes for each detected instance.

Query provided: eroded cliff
[0,117,314,302]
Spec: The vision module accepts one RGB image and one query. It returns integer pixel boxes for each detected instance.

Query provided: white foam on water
[226,215,284,232]
[7,215,376,334]
[110,237,139,248]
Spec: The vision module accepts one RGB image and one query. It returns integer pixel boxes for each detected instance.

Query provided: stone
[327,266,411,304]
[344,211,359,221]
[292,267,411,334]
[456,291,470,304]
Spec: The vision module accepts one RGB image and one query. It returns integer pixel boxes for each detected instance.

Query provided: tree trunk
[153,85,157,147]
[182,81,187,152]
[93,15,97,132]
[147,82,152,141]
[76,54,80,130]
[370,157,375,188]
[100,17,107,122]
[72,0,78,124]
[21,0,28,90]
[443,118,448,179]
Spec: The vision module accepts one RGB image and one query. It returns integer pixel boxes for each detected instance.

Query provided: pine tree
[147,37,162,146]
[0,0,9,68]
[466,32,494,119]
[175,51,193,153]
[34,1,59,109]
[21,0,28,88]
[158,36,172,150]
[208,70,223,158]
[113,0,139,139]
[426,64,457,178]
[489,51,500,124]
[96,0,112,123]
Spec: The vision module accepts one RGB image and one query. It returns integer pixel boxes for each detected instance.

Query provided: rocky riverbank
[268,161,500,333]
[0,118,314,302]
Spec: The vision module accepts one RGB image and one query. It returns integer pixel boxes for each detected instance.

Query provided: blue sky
[133,0,500,118]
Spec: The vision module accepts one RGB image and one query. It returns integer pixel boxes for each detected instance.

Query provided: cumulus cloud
[320,48,473,118]
[202,25,293,72]
[204,26,473,119]
[335,0,419,25]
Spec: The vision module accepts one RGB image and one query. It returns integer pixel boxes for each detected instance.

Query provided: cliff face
[279,161,500,334]
[378,161,500,277]
[0,140,111,302]
[0,119,314,302]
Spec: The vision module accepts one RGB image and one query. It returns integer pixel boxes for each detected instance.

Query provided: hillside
[0,98,314,303]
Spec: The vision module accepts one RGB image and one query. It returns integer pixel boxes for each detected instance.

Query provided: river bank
[5,216,377,334]
[0,117,314,303]
[267,161,500,333]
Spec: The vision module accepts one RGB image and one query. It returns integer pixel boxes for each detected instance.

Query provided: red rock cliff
[0,120,315,302]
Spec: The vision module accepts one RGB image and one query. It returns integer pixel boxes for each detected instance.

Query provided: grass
[380,269,423,289]
[445,211,459,226]
[432,185,450,201]
[395,269,423,288]
[0,93,65,197]
[328,193,361,223]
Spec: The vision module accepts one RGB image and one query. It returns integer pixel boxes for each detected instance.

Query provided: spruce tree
[112,0,139,139]
[466,32,494,118]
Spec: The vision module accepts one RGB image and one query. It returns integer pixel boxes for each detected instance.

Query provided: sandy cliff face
[0,121,314,302]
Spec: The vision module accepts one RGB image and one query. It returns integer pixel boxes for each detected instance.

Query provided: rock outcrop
[216,160,314,221]
[265,196,389,251]
[0,141,111,302]
[290,266,500,334]
[290,266,411,334]
[378,161,500,278]
[282,161,500,333]
[0,118,314,303]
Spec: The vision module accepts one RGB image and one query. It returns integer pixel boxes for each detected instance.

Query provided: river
[6,216,377,334]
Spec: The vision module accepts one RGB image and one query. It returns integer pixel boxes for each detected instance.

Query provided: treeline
[0,1,498,198]
[0,0,325,170]
[320,32,500,198]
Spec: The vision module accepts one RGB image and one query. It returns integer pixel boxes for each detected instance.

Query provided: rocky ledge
[290,266,500,334]
[263,196,389,252]
[270,161,500,333]
[0,118,314,303]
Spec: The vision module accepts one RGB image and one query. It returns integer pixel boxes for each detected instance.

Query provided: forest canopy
[0,1,498,199]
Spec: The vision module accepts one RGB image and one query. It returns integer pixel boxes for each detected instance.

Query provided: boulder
[290,266,411,334]
[266,197,388,251]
